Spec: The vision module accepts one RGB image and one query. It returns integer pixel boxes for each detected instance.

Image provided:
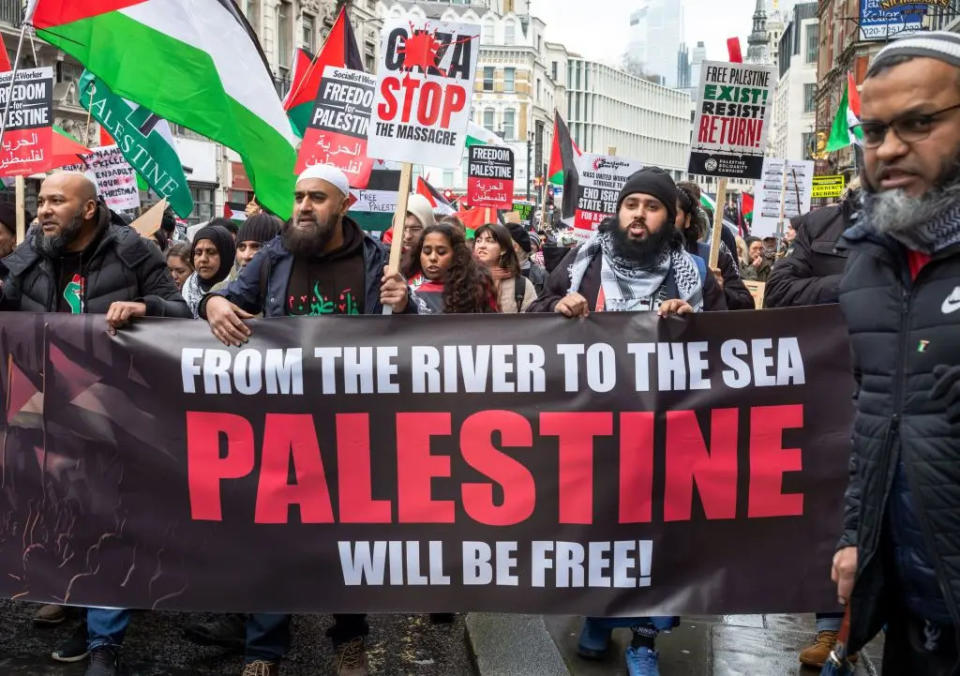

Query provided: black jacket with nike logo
[838,221,960,661]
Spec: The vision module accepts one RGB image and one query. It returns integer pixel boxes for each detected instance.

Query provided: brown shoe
[798,631,858,668]
[241,660,278,676]
[335,637,369,676]
[33,603,67,626]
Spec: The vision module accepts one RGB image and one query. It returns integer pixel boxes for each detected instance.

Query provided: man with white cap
[833,31,960,673]
[200,164,409,675]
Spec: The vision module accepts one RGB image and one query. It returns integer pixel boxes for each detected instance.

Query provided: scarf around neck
[864,193,960,255]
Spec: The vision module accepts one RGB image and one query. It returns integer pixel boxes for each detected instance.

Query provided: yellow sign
[812,175,845,199]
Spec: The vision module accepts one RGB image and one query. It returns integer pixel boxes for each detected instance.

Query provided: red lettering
[748,404,804,518]
[186,411,254,521]
[397,412,454,523]
[254,414,333,524]
[417,81,442,125]
[440,85,466,127]
[540,412,613,524]
[336,413,392,523]
[619,412,654,523]
[698,114,713,143]
[377,77,399,120]
[460,410,535,526]
[664,409,738,521]
[400,77,421,123]
[708,115,720,143]
[718,117,731,145]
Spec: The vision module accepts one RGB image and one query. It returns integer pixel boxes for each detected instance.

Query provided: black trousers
[882,606,957,676]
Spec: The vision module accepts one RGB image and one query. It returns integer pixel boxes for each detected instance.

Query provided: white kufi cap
[297,164,350,198]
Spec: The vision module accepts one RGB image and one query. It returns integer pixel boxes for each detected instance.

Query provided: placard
[467,144,514,210]
[573,153,644,239]
[0,67,53,177]
[295,67,376,188]
[688,61,777,180]
[751,158,814,238]
[367,18,480,168]
[65,145,140,212]
[812,175,845,199]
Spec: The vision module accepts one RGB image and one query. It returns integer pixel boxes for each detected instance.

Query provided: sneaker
[625,646,660,676]
[798,630,858,668]
[335,637,369,676]
[33,603,67,626]
[576,617,612,660]
[241,660,278,676]
[184,614,245,650]
[85,646,122,676]
[51,622,89,663]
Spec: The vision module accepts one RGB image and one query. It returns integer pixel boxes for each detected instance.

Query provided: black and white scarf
[567,229,703,312]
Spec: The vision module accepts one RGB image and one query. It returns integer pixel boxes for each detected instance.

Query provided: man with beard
[0,172,190,676]
[200,164,408,676]
[528,167,722,676]
[833,32,960,674]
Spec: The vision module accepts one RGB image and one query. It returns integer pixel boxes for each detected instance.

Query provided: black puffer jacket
[1,206,190,317]
[764,195,857,308]
[838,222,960,658]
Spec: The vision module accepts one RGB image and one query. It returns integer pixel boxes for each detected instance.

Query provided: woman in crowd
[473,223,537,313]
[234,213,282,272]
[165,242,193,291]
[181,224,236,318]
[401,222,496,314]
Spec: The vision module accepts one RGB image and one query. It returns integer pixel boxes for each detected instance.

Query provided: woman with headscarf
[472,223,537,313]
[182,224,236,318]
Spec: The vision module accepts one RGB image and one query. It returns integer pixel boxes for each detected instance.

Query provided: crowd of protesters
[6,30,960,676]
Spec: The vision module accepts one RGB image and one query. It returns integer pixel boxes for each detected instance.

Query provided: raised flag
[416,176,455,215]
[827,72,863,152]
[283,7,364,138]
[465,122,505,148]
[547,111,581,222]
[28,0,299,219]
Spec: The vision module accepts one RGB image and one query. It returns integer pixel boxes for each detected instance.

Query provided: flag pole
[0,21,29,158]
[708,178,728,269]
[383,162,413,315]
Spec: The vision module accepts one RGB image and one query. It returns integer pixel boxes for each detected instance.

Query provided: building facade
[626,0,688,89]
[772,2,818,162]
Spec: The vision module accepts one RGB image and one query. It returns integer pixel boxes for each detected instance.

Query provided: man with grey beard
[834,32,960,675]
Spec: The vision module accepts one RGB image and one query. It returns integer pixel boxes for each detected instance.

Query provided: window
[242,0,260,32]
[801,132,816,159]
[504,21,515,45]
[483,19,495,44]
[277,1,292,68]
[504,67,515,92]
[503,109,516,140]
[189,185,215,225]
[483,108,495,132]
[483,66,495,91]
[806,24,819,64]
[803,83,816,113]
[551,61,558,81]
[302,13,315,52]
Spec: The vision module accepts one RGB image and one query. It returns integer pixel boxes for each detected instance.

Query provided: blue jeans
[245,613,369,663]
[87,608,131,650]
[816,612,843,633]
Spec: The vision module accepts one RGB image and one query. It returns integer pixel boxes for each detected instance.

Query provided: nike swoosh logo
[942,288,960,314]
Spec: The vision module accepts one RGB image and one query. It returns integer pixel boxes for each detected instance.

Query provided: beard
[865,154,960,236]
[602,218,676,267]
[282,213,337,257]
[34,210,84,257]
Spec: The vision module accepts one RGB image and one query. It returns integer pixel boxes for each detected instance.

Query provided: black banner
[0,308,853,616]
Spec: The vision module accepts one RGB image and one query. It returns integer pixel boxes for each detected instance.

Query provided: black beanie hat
[617,167,678,224]
[506,223,532,253]
[238,213,282,244]
[191,224,236,287]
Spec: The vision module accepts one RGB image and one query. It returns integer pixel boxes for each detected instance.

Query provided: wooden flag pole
[14,175,24,243]
[775,161,790,251]
[383,161,413,315]
[707,177,728,269]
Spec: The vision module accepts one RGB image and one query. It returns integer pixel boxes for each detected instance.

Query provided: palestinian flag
[465,122,505,148]
[416,177,455,215]
[43,126,93,171]
[283,7,363,138]
[28,0,299,219]
[827,72,863,152]
[547,111,580,186]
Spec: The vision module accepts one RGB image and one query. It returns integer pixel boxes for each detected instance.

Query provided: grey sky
[529,0,761,68]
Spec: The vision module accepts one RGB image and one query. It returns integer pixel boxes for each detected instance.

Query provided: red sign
[467,145,513,210]
[0,68,54,177]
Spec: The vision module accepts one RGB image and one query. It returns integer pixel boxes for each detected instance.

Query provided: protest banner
[812,174,845,199]
[573,153,644,240]
[367,18,480,169]
[0,307,852,615]
[467,144,514,210]
[295,67,376,188]
[0,67,53,177]
[65,145,140,212]
[751,158,814,239]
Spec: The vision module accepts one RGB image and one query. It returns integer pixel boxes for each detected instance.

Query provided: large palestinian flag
[283,7,364,138]
[547,111,581,221]
[27,0,298,219]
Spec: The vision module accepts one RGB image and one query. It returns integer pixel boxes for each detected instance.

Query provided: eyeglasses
[854,102,960,148]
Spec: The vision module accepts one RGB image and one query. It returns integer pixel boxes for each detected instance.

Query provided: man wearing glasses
[833,31,960,674]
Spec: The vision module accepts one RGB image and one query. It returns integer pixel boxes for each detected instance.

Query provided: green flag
[78,70,193,218]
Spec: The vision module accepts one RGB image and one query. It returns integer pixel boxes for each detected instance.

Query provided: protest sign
[467,144,514,210]
[751,158,814,239]
[0,307,852,616]
[65,145,140,212]
[512,201,534,222]
[0,67,53,177]
[688,61,777,181]
[812,175,845,199]
[573,153,644,239]
[743,280,766,309]
[367,18,480,168]
[295,67,376,188]
[350,161,402,234]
